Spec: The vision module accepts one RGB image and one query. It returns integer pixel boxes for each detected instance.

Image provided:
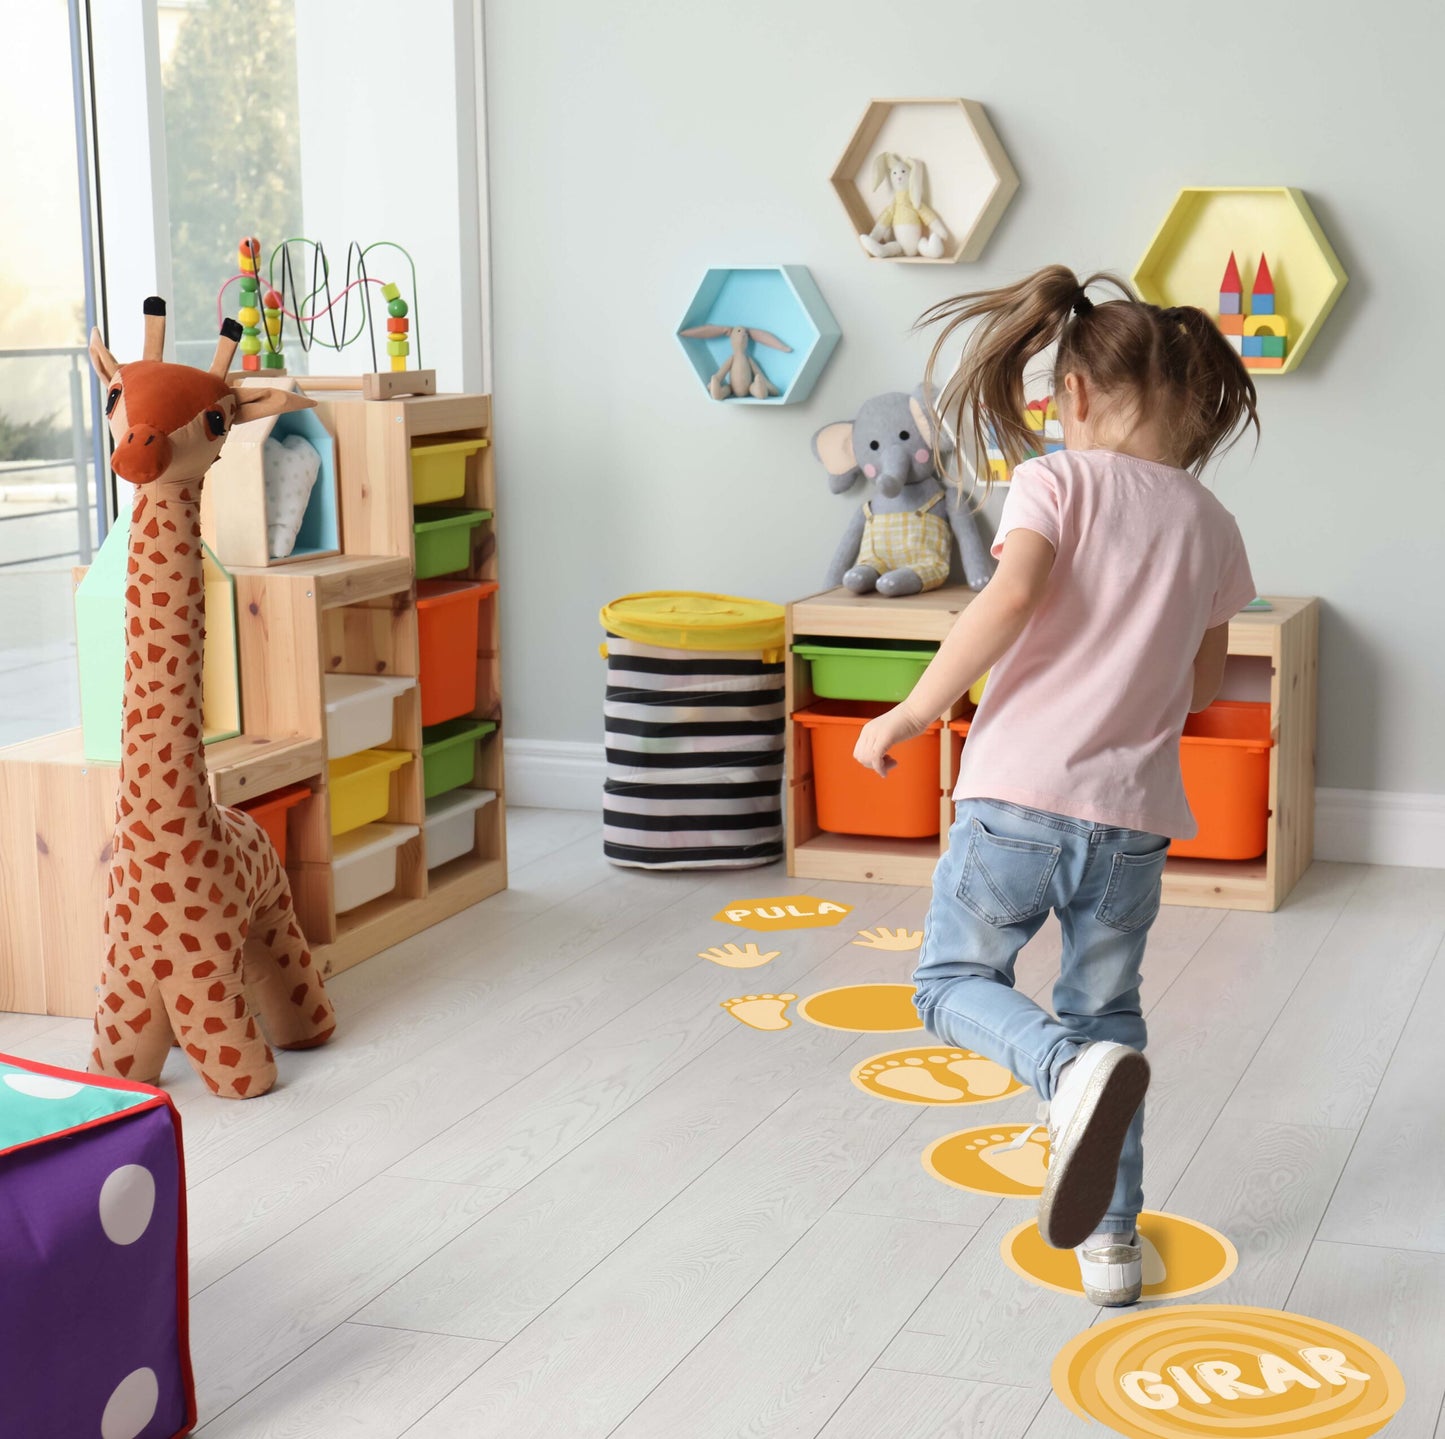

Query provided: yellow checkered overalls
[856,492,952,590]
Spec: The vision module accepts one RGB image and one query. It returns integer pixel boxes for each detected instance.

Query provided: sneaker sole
[1038,1049,1150,1249]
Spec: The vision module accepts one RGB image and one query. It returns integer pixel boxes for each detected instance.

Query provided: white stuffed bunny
[262,433,321,559]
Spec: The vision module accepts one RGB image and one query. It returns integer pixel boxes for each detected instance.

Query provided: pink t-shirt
[954,449,1256,838]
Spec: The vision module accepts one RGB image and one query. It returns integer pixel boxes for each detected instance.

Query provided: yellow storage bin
[410,438,488,505]
[328,747,411,836]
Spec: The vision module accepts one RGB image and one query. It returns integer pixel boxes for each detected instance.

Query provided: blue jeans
[913,798,1170,1231]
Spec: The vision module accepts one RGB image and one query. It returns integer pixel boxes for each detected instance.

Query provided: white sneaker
[1075,1229,1143,1306]
[1035,1041,1149,1249]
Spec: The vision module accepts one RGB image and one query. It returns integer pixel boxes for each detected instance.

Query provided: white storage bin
[324,673,417,759]
[331,822,419,914]
[424,788,497,869]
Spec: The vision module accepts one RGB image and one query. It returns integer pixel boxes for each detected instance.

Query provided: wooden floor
[4,808,1444,1438]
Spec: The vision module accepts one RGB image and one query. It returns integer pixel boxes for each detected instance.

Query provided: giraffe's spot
[179,933,201,953]
[104,992,124,1013]
[151,882,174,904]
[851,1048,1024,1105]
[142,914,167,936]
[184,876,201,893]
[100,1365,158,1439]
[144,852,167,870]
[152,960,172,980]
[217,1046,241,1069]
[181,841,203,865]
[123,1008,152,1034]
[311,1005,330,1025]
[232,1075,252,1096]
[203,1017,225,1035]
[719,994,796,1031]
[106,1024,121,1045]
[184,906,205,922]
[216,933,233,952]
[125,979,145,999]
[99,1164,156,1246]
[184,1044,207,1065]
[114,1056,135,1077]
[924,1125,1052,1197]
[3,1072,84,1100]
[146,643,165,663]
[290,983,309,1005]
[192,961,216,978]
[161,818,185,837]
[207,981,226,1002]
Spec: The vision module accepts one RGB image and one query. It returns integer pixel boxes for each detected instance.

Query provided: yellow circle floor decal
[1003,1211,1238,1301]
[924,1122,1049,1194]
[1051,1304,1405,1439]
[794,984,923,1032]
[853,1049,1023,1106]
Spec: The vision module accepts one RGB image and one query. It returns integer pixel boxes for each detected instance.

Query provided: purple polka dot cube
[0,1053,193,1438]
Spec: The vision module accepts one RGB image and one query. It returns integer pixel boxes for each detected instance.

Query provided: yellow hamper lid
[599,591,785,653]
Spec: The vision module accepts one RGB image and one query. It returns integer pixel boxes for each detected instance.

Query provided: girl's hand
[853,706,923,777]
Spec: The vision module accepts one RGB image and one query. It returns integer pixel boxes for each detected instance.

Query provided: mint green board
[75,513,243,764]
[0,1058,151,1154]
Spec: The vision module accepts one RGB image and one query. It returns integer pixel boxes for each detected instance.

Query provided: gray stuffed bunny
[812,386,995,596]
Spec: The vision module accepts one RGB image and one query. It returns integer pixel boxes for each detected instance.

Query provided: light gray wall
[484,0,1445,797]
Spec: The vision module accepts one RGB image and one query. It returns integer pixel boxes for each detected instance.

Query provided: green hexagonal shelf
[831,98,1019,264]
[1133,187,1347,376]
[676,266,841,406]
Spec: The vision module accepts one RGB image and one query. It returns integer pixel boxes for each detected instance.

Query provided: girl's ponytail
[919,266,1258,496]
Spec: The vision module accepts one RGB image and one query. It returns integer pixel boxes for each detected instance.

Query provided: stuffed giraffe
[87,297,336,1099]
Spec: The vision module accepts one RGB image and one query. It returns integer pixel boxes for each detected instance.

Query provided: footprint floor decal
[924,1123,1050,1195]
[852,1048,1024,1105]
[719,995,796,1031]
[1003,1210,1237,1300]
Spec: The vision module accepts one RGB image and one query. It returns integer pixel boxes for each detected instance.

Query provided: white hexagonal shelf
[830,98,1019,264]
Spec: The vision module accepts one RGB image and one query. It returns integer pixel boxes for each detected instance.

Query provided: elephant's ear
[812,421,860,494]
[908,389,940,448]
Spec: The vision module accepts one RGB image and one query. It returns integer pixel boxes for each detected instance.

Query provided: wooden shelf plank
[790,584,977,643]
[793,832,941,888]
[228,555,414,610]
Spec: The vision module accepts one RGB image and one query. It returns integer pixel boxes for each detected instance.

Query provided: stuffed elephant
[812,386,995,596]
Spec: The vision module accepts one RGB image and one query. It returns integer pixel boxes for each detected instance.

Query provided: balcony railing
[0,344,107,570]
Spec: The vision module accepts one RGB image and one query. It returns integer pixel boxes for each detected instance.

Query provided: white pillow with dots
[262,433,322,559]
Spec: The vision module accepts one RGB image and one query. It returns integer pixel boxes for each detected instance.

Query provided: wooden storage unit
[785,586,1317,912]
[0,385,506,1018]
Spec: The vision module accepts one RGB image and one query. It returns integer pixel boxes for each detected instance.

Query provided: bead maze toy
[221,236,435,401]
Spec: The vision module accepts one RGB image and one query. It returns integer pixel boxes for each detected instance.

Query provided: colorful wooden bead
[387,298,408,318]
[386,317,408,333]
[237,306,260,327]
[239,335,262,356]
[261,351,285,370]
[386,339,410,357]
[381,282,401,302]
[241,355,261,372]
[262,289,283,311]
[390,356,408,372]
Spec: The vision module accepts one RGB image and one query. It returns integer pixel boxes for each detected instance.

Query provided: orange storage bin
[1171,700,1273,860]
[416,579,497,727]
[947,717,972,771]
[237,781,310,865]
[793,700,942,839]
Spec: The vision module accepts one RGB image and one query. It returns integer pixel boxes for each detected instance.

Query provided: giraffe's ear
[89,327,119,384]
[231,384,318,423]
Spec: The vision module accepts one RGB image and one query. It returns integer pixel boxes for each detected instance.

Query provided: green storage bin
[792,640,939,702]
[412,507,492,580]
[421,716,497,799]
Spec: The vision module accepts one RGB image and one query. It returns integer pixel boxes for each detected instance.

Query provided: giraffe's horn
[210,318,243,377]
[142,296,166,361]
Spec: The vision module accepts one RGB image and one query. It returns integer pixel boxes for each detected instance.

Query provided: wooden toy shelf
[0,386,506,1019]
[785,586,1317,913]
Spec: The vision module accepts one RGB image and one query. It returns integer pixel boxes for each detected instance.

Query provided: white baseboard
[504,738,605,811]
[503,741,1445,869]
[1313,787,1445,869]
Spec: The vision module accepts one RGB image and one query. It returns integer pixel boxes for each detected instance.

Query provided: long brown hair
[920,265,1259,498]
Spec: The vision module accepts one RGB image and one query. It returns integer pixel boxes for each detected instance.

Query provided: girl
[854,266,1259,1307]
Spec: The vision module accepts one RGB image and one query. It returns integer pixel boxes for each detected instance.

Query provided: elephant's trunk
[875,445,913,498]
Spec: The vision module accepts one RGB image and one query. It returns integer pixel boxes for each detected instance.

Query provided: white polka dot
[101,1368,159,1439]
[99,1164,156,1245]
[3,1073,83,1100]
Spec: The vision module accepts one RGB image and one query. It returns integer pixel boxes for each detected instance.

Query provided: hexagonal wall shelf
[830,98,1019,264]
[1133,187,1347,376]
[676,266,841,406]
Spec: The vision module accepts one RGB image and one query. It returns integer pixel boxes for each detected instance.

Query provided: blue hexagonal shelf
[676,266,841,406]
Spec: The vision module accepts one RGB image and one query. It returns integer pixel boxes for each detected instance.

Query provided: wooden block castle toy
[1219,251,1287,371]
[985,396,1063,481]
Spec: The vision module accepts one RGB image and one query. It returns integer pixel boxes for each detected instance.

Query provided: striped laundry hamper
[600,591,786,869]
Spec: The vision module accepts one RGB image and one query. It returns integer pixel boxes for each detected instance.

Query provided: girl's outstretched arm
[854,529,1055,775]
